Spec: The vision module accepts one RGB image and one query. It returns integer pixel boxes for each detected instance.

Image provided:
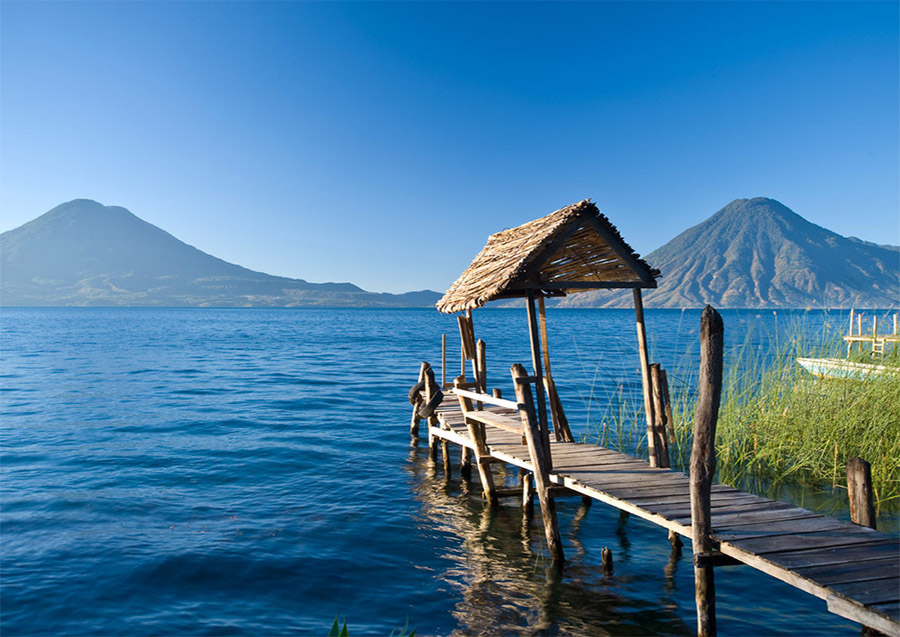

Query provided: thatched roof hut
[435,199,663,462]
[437,199,660,314]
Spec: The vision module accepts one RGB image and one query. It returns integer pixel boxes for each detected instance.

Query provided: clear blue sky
[2,1,897,293]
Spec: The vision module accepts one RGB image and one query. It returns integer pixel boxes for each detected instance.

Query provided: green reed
[585,311,900,511]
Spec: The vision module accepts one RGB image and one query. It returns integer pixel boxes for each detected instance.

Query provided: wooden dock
[423,392,900,635]
[420,203,898,635]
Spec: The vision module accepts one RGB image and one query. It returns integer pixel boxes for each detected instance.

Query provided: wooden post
[690,305,724,637]
[410,362,427,439]
[894,313,898,336]
[460,447,472,481]
[847,457,876,530]
[455,376,497,507]
[601,546,613,575]
[633,289,657,467]
[538,297,574,442]
[858,312,863,339]
[421,365,441,461]
[669,528,683,549]
[848,309,855,356]
[660,368,676,445]
[476,339,487,393]
[650,363,670,468]
[512,363,564,565]
[441,334,447,387]
[526,292,552,467]
[522,471,535,516]
[461,339,465,377]
[441,442,452,477]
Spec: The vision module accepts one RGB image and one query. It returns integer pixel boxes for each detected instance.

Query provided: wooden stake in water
[690,305,724,637]
[847,457,876,530]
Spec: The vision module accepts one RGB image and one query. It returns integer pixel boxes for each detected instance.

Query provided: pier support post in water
[455,376,497,507]
[847,457,876,529]
[649,363,670,468]
[690,305,724,637]
[512,363,564,566]
[601,546,614,575]
[460,447,472,481]
[633,289,658,467]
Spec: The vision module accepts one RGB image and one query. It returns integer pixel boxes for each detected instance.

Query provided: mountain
[0,199,442,307]
[556,197,899,309]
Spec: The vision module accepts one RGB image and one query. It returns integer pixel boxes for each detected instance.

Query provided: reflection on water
[406,445,693,636]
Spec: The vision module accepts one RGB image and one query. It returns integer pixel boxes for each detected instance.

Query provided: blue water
[1,307,894,635]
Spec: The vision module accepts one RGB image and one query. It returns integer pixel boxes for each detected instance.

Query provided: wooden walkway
[429,396,900,635]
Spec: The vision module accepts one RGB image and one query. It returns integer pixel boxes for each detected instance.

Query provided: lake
[1,307,894,635]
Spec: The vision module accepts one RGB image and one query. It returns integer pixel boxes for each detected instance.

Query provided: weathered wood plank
[724,525,884,554]
[761,539,900,567]
[714,516,848,541]
[795,556,900,586]
[829,577,900,605]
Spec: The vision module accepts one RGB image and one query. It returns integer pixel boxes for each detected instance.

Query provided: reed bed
[584,312,900,511]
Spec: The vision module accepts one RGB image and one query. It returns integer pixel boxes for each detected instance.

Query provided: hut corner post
[690,305,724,637]
[526,291,552,465]
[633,289,659,467]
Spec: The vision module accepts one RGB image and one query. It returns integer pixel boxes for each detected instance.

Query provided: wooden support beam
[512,363,564,565]
[441,333,447,388]
[650,363,670,468]
[695,553,741,568]
[633,289,658,467]
[455,376,497,507]
[526,291,553,467]
[538,297,574,442]
[476,339,487,393]
[441,439,452,477]
[522,470,535,516]
[847,457,876,530]
[691,305,724,637]
[521,280,657,290]
[460,446,472,481]
[660,368,676,445]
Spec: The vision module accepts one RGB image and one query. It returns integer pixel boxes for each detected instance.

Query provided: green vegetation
[326,617,416,637]
[586,313,900,512]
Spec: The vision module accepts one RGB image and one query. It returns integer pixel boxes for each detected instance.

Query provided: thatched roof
[437,199,660,314]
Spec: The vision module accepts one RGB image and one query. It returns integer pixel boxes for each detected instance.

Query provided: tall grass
[586,312,900,511]
[704,320,899,510]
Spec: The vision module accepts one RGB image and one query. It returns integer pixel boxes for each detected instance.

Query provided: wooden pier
[415,200,900,635]
[417,375,899,635]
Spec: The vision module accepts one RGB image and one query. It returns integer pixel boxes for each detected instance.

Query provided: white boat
[796,357,892,380]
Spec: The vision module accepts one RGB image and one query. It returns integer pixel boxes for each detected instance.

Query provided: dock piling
[690,305,724,637]
[512,363,564,566]
[847,457,876,530]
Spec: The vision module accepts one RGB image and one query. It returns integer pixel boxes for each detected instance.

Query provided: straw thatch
[437,199,660,314]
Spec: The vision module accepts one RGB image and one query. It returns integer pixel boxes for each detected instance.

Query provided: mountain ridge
[556,197,899,309]
[0,199,441,307]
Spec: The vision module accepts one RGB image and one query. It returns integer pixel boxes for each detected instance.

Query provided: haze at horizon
[2,1,897,294]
